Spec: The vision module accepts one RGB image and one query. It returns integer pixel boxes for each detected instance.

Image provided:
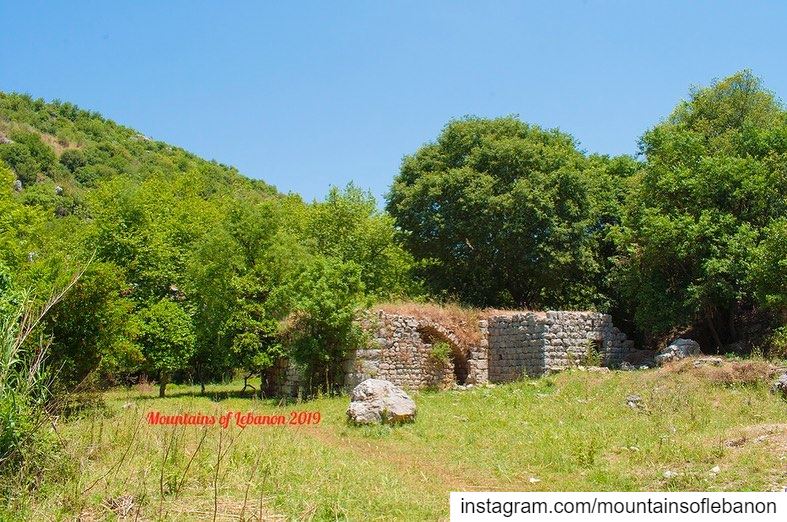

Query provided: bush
[277,258,369,392]
[429,341,453,365]
[767,326,787,359]
[58,149,86,173]
[581,340,602,367]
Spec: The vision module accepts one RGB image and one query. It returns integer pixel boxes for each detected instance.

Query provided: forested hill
[0,92,277,208]
[0,92,414,390]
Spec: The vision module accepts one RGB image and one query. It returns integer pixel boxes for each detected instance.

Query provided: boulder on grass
[772,373,787,398]
[655,338,702,366]
[347,378,416,425]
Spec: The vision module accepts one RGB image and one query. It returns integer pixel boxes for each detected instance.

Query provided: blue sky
[2,1,786,202]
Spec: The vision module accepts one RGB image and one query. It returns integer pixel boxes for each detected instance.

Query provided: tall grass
[0,269,83,496]
[0,291,52,469]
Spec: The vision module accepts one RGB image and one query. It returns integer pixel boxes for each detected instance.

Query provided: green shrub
[581,340,603,367]
[768,326,787,359]
[138,299,196,398]
[430,341,453,365]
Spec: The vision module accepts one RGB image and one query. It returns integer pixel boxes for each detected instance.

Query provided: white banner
[450,492,786,521]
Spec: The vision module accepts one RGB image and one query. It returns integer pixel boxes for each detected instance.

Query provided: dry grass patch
[664,357,779,386]
[374,301,486,346]
[373,301,549,347]
[0,119,82,155]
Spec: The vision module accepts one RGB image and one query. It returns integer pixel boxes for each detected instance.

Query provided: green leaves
[387,116,614,309]
[138,299,195,376]
[618,71,787,339]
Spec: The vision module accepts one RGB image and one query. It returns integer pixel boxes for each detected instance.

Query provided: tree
[750,218,787,313]
[309,184,416,299]
[277,257,369,392]
[223,272,282,392]
[616,71,787,346]
[386,116,606,309]
[138,299,195,397]
[46,262,141,386]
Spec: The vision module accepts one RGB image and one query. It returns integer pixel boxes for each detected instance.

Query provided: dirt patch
[723,423,787,451]
[374,302,552,348]
[78,494,282,521]
[721,423,787,491]
[0,120,81,155]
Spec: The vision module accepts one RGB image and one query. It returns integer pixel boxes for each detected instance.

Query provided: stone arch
[417,322,470,385]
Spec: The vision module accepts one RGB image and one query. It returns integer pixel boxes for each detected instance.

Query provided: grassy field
[7,360,787,521]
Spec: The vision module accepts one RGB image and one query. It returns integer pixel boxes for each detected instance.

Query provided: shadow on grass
[129,387,326,405]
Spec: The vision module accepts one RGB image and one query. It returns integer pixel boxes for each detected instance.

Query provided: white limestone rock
[347,378,416,425]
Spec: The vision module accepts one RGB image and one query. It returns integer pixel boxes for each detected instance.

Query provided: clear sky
[2,1,786,202]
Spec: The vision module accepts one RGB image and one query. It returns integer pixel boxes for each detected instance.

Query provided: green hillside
[0,91,414,393]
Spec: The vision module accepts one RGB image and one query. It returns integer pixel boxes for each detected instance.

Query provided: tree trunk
[728,305,737,341]
[241,373,255,392]
[159,371,169,398]
[705,313,722,353]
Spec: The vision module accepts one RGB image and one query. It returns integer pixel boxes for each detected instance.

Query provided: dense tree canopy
[0,92,414,393]
[615,71,787,347]
[386,117,629,310]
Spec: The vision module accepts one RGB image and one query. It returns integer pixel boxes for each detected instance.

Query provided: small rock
[663,470,677,479]
[710,466,720,474]
[13,179,22,192]
[104,494,136,517]
[347,378,416,425]
[626,394,643,409]
[55,185,63,195]
[620,361,636,371]
[587,366,610,373]
[528,477,541,483]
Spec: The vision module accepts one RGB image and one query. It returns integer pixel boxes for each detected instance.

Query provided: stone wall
[344,311,488,390]
[263,357,303,397]
[264,308,633,396]
[486,311,633,381]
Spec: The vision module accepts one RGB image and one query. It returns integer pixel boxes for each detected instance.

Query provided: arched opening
[418,325,470,385]
[451,345,469,384]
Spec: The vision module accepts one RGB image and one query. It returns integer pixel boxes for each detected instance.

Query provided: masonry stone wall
[265,308,633,396]
[344,311,489,390]
[485,311,633,381]
[263,357,303,397]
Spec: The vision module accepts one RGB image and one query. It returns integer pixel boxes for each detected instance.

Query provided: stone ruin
[265,308,634,396]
